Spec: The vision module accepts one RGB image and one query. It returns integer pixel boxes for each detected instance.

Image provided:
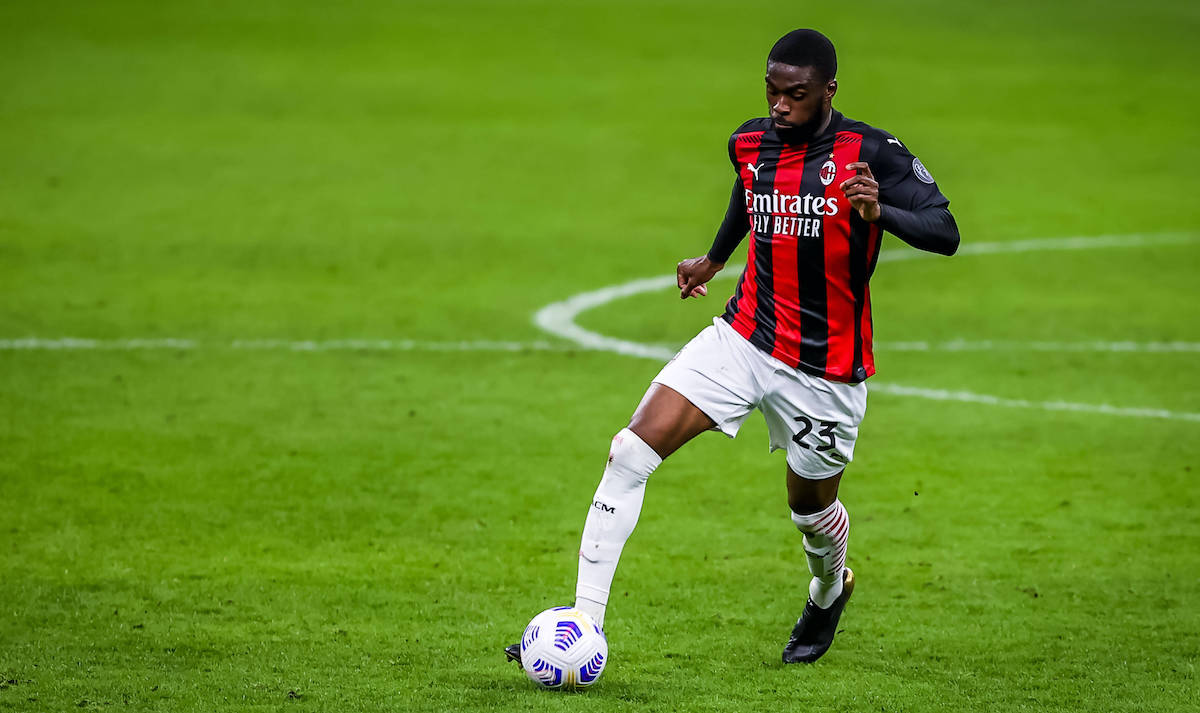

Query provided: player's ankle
[574,597,606,628]
[809,574,843,609]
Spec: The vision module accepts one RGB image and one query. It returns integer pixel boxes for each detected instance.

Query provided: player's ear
[826,79,837,101]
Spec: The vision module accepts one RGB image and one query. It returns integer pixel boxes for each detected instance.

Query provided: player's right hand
[676,256,724,299]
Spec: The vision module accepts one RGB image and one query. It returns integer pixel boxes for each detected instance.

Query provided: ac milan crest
[819,160,837,186]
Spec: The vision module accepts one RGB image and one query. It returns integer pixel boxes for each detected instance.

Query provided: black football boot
[782,568,855,664]
[504,643,522,664]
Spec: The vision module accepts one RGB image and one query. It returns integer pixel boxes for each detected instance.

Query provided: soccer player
[509,28,959,665]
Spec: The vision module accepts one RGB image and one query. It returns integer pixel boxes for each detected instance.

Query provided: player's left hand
[841,162,881,222]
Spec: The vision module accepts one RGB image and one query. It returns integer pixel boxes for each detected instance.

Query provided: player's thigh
[643,319,764,457]
[627,383,716,459]
[761,371,867,480]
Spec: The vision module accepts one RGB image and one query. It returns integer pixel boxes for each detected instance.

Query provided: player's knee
[602,428,662,489]
[789,494,832,517]
[786,470,842,515]
[791,499,848,535]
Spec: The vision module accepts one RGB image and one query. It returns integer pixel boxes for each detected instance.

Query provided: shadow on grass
[460,669,658,706]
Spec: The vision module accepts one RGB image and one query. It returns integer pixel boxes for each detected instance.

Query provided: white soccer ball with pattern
[519,606,608,689]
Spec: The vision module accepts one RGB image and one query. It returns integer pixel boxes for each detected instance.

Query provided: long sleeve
[876,204,960,256]
[706,178,749,263]
[868,128,959,256]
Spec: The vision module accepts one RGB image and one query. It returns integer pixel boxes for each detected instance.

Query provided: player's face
[765,62,836,136]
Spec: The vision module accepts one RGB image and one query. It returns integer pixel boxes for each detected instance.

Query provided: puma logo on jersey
[747,162,764,180]
[886,138,903,147]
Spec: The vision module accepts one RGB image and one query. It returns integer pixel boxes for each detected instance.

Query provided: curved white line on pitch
[532,232,1200,422]
[532,274,681,361]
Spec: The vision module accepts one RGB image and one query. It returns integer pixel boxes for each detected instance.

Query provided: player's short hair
[767,29,837,83]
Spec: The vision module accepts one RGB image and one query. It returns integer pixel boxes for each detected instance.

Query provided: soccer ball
[519,606,607,690]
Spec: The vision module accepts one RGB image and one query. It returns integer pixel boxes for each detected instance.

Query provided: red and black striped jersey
[720,111,949,383]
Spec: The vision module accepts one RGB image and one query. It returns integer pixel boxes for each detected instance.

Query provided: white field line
[531,232,1200,423]
[4,234,1196,420]
[870,384,1200,423]
[228,339,569,352]
[2,336,1197,356]
[0,337,575,352]
[878,231,1199,263]
[0,337,200,350]
[879,340,1200,353]
[7,338,1194,423]
[3,337,1197,354]
[533,232,1199,356]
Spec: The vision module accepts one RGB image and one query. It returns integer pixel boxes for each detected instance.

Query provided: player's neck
[776,107,836,143]
[814,107,834,137]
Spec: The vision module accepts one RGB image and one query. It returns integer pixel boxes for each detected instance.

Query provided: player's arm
[840,135,960,256]
[678,178,748,299]
[876,203,958,255]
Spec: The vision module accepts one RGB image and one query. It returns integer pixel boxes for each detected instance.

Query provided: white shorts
[652,317,868,479]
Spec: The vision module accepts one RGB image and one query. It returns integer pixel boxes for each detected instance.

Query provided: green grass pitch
[2,1,1199,710]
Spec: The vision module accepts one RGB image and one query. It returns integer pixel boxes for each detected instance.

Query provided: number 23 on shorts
[792,415,838,451]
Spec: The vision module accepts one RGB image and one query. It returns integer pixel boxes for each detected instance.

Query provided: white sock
[790,500,849,609]
[574,428,662,628]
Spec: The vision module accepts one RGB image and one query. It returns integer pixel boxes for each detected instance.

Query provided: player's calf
[507,428,659,666]
[791,499,849,608]
[575,428,661,627]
